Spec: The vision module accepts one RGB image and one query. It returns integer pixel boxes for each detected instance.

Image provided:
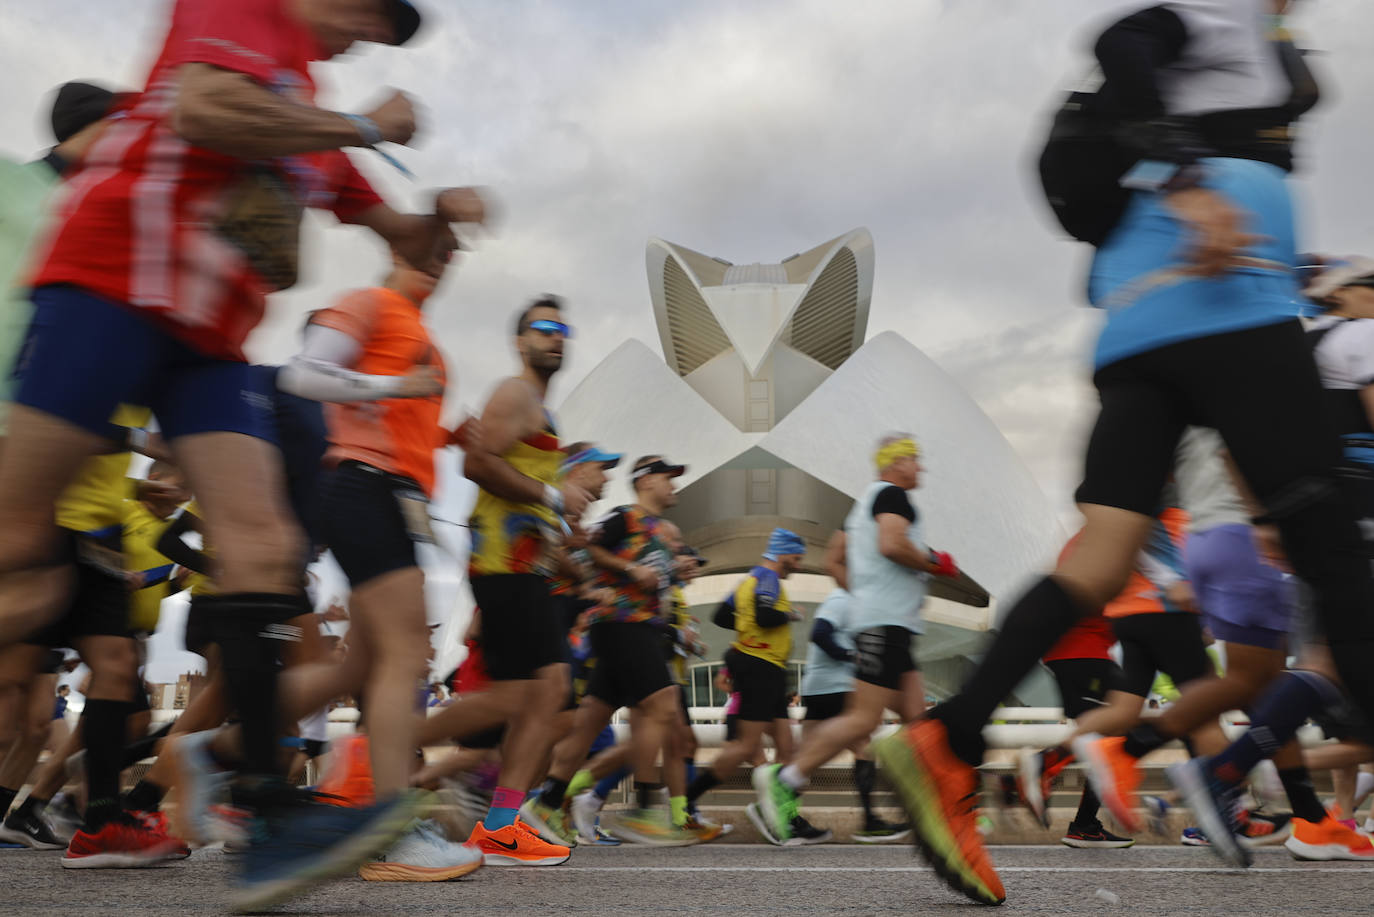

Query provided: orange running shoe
[468,820,571,866]
[872,719,1005,906]
[1072,733,1143,834]
[316,734,375,808]
[1284,812,1374,861]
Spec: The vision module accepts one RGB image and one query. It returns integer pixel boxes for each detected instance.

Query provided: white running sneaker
[570,791,603,844]
[359,820,484,881]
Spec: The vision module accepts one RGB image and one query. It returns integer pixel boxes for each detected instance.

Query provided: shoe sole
[871,730,1005,906]
[1284,838,1374,861]
[1060,837,1134,849]
[1241,823,1292,848]
[1016,750,1048,829]
[1165,761,1250,869]
[229,792,426,913]
[1180,835,1210,847]
[61,843,184,869]
[1071,735,1141,835]
[854,831,912,844]
[602,820,699,847]
[359,859,483,881]
[780,830,832,847]
[0,825,63,850]
[481,852,571,866]
[745,803,782,847]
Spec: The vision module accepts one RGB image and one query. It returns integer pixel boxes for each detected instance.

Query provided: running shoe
[1072,733,1143,834]
[1284,812,1374,861]
[519,796,578,847]
[61,813,186,869]
[853,816,911,843]
[1017,746,1073,829]
[751,764,798,845]
[1180,812,1291,849]
[359,819,484,881]
[1166,758,1251,868]
[133,810,191,859]
[745,802,781,846]
[0,808,66,850]
[783,814,832,847]
[570,791,604,845]
[47,793,82,842]
[871,719,1005,906]
[584,825,623,846]
[230,788,428,912]
[1180,826,1210,847]
[684,813,727,843]
[603,807,700,847]
[314,734,375,808]
[468,820,571,866]
[1060,821,1134,849]
[168,730,235,845]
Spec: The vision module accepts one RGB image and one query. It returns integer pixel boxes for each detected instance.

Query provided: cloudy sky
[4,0,1374,523]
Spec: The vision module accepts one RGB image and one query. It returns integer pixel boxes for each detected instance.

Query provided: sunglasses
[528,319,572,338]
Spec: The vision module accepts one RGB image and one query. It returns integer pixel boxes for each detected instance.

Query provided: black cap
[388,0,423,46]
[50,82,122,144]
[631,457,686,482]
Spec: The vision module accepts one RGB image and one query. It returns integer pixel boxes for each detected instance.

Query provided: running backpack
[1036,84,1138,247]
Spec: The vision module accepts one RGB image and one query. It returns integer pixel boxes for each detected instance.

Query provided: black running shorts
[319,461,425,587]
[1110,613,1212,698]
[802,692,849,722]
[852,626,918,691]
[1045,657,1120,719]
[724,648,788,723]
[471,574,566,681]
[25,529,130,649]
[584,622,674,709]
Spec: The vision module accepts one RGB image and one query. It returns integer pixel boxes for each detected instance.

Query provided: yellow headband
[874,438,919,471]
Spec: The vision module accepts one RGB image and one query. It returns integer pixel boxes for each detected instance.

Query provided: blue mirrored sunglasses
[528,319,572,338]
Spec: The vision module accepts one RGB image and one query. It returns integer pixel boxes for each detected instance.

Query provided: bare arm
[876,513,933,571]
[173,65,372,159]
[823,530,848,590]
[463,380,546,504]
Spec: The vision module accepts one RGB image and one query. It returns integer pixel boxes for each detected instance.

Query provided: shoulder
[871,484,916,520]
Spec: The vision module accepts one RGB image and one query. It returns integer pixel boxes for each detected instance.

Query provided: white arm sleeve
[276,325,405,403]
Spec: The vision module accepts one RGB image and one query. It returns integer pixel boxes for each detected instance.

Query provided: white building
[557,229,1064,704]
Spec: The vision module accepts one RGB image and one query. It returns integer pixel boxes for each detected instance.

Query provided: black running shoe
[0,809,66,850]
[1060,821,1134,849]
[783,815,832,846]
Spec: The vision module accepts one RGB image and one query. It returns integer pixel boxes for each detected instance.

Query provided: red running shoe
[62,814,186,869]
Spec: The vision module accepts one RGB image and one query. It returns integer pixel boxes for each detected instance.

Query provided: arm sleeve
[155,512,213,575]
[276,324,406,403]
[810,618,854,663]
[871,485,917,522]
[712,597,737,631]
[751,575,789,628]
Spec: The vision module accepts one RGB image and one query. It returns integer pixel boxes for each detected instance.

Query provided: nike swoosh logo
[491,838,520,851]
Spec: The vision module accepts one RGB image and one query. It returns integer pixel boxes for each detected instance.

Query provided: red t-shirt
[31,0,382,360]
[314,288,448,495]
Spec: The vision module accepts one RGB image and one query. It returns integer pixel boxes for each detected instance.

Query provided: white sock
[779,764,808,791]
[1353,772,1374,811]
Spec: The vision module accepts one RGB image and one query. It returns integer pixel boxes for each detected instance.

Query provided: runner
[0,0,487,908]
[754,435,957,846]
[684,528,821,844]
[874,3,1368,904]
[525,456,698,847]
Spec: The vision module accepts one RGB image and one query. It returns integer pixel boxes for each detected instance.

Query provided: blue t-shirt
[1089,158,1302,369]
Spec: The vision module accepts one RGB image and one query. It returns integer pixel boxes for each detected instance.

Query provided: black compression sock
[1278,767,1326,823]
[540,777,570,810]
[1074,785,1103,826]
[1122,723,1167,759]
[686,771,722,804]
[123,778,167,813]
[931,577,1087,766]
[83,699,134,832]
[210,593,310,778]
[0,786,16,817]
[14,794,50,819]
[635,781,662,810]
[853,759,877,822]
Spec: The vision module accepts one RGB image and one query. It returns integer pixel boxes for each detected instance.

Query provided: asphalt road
[1,842,1367,916]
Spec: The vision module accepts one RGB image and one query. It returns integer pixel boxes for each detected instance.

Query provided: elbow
[171,96,221,149]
